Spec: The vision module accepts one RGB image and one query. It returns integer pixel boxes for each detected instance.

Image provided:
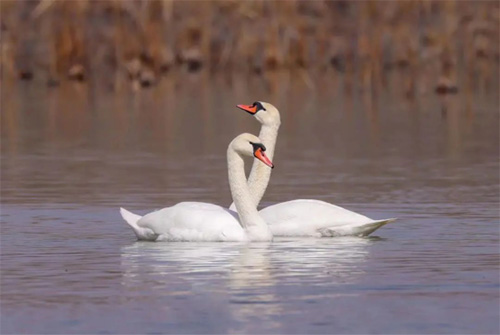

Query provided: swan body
[120,133,274,242]
[260,199,396,237]
[121,204,246,241]
[234,102,396,237]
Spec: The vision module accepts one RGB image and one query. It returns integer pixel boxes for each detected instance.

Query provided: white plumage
[120,133,274,242]
[121,204,246,242]
[233,102,396,237]
[260,199,396,237]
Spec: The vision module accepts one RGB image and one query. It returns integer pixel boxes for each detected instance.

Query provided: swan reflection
[120,237,376,331]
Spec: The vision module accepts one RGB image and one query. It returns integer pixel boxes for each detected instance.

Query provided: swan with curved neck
[229,102,281,210]
[120,133,274,242]
[233,101,396,237]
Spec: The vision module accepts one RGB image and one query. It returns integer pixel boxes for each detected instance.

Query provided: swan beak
[255,148,274,169]
[237,104,258,115]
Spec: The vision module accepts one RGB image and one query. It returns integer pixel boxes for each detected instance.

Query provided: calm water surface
[1,74,499,334]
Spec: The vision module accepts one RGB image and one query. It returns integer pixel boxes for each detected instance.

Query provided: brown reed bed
[0,0,498,94]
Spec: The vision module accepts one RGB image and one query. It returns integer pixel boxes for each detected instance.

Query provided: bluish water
[1,74,499,334]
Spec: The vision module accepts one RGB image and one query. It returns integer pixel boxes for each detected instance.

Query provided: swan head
[229,133,274,168]
[236,101,281,127]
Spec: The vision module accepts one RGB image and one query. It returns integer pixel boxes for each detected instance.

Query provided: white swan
[232,102,396,237]
[120,133,275,242]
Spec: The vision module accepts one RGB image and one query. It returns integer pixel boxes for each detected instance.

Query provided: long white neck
[229,123,279,211]
[227,147,272,241]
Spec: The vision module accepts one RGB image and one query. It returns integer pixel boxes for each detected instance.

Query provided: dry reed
[0,0,498,94]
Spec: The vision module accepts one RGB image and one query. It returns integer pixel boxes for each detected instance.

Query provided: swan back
[137,203,247,241]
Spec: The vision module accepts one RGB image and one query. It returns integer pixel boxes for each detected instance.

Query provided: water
[1,73,499,334]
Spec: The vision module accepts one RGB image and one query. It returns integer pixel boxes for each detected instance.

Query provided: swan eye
[249,141,266,153]
[254,102,266,112]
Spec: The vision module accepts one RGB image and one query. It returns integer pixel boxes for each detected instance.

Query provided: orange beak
[237,104,258,115]
[254,148,274,169]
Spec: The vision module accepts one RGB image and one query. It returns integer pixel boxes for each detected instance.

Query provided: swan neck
[244,123,279,207]
[259,124,279,158]
[227,147,271,238]
[227,124,280,211]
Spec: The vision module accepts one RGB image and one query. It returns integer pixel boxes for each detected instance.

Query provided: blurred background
[1,1,499,334]
[1,0,499,91]
[1,0,498,206]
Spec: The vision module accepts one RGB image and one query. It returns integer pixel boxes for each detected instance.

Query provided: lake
[1,72,499,334]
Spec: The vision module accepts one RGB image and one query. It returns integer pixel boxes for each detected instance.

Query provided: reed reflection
[1,71,497,210]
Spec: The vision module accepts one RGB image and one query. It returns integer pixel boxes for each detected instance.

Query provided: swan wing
[137,202,247,242]
[259,199,395,237]
[318,218,397,237]
[120,207,158,241]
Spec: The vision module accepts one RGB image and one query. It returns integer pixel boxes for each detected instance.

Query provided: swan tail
[319,218,397,237]
[355,218,397,236]
[120,207,158,241]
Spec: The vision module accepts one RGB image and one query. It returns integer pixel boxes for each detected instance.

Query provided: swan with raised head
[232,101,396,237]
[120,133,274,242]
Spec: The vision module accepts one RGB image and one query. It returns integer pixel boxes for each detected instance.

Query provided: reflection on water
[120,238,372,333]
[1,72,499,334]
[120,238,371,290]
